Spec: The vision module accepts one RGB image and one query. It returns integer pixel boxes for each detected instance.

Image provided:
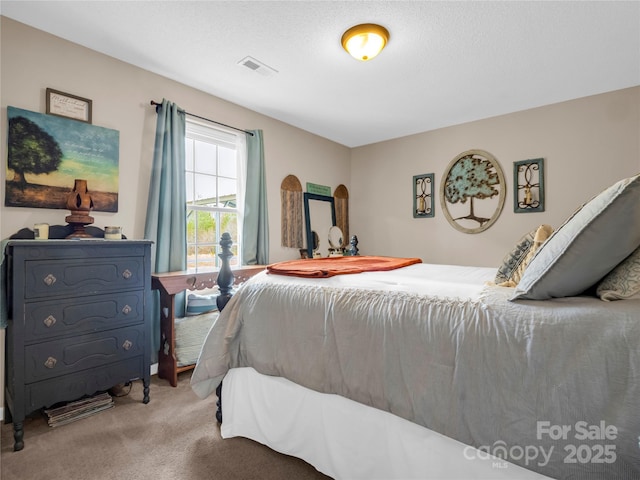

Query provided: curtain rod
[150,100,254,136]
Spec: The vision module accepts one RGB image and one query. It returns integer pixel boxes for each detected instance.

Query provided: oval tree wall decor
[440,149,505,234]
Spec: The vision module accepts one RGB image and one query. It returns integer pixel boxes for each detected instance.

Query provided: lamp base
[65,213,95,239]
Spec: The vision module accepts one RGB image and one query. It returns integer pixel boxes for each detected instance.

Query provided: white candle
[34,223,49,240]
[104,226,122,240]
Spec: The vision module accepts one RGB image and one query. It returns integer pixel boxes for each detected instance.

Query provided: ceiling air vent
[237,56,278,77]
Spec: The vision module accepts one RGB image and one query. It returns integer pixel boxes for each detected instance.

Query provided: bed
[191,174,640,479]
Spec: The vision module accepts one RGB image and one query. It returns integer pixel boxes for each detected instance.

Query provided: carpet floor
[1,372,331,480]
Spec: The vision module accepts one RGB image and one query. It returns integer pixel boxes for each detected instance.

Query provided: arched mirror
[304,193,336,258]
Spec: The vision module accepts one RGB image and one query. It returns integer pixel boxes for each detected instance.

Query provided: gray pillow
[512,173,640,300]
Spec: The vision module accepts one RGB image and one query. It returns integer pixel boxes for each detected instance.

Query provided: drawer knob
[43,274,57,286]
[122,269,132,279]
[43,315,57,328]
[122,305,132,315]
[122,340,133,351]
[44,357,57,369]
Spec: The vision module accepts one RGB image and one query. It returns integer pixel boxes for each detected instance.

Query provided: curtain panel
[242,130,269,265]
[144,99,187,362]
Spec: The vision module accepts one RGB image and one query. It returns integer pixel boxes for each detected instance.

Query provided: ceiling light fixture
[341,23,389,61]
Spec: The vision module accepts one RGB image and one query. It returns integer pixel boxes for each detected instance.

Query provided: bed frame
[151,233,265,387]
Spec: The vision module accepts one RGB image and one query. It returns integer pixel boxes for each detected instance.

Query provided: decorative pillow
[512,173,640,300]
[495,224,553,287]
[175,311,219,366]
[596,246,640,301]
[186,293,218,316]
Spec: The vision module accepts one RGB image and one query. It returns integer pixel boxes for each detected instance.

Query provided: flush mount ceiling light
[341,23,390,61]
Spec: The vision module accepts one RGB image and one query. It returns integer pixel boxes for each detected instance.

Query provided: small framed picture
[46,88,92,123]
[413,173,434,218]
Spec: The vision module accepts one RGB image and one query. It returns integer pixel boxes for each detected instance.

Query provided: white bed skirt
[221,367,552,480]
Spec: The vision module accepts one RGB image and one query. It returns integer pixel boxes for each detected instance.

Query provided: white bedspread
[192,263,640,479]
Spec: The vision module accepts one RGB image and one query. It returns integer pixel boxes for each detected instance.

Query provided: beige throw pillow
[495,224,554,287]
[596,246,640,301]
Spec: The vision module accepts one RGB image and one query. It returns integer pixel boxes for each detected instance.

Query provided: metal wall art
[440,149,505,234]
[514,158,544,213]
[413,173,434,218]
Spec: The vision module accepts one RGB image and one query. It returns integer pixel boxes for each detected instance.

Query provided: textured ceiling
[2,1,639,147]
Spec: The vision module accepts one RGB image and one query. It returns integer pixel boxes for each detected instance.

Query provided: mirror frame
[303,192,336,259]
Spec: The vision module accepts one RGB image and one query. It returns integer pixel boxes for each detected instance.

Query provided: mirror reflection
[304,193,336,258]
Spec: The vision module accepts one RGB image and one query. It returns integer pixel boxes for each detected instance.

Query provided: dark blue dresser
[4,240,152,450]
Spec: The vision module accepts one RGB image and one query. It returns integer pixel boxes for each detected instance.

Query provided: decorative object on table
[46,88,92,123]
[9,225,125,240]
[104,226,122,239]
[514,158,545,213]
[440,149,505,234]
[333,184,349,249]
[65,179,95,238]
[413,173,434,218]
[328,226,344,257]
[280,175,303,248]
[6,106,119,211]
[348,235,360,256]
[33,223,49,239]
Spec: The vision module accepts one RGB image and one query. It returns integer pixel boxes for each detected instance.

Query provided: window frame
[185,119,243,270]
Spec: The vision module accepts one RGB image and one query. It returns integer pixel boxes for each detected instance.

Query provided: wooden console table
[152,265,265,386]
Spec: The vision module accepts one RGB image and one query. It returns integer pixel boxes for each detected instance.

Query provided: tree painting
[5,106,119,211]
[441,150,505,234]
[8,116,63,187]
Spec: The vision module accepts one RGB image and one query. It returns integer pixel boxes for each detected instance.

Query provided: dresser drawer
[24,292,144,342]
[25,357,144,412]
[24,325,146,383]
[25,257,145,299]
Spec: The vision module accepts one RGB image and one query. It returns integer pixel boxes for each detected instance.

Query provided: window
[185,120,244,269]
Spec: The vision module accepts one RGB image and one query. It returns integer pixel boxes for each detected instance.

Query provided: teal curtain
[242,130,269,265]
[144,99,187,363]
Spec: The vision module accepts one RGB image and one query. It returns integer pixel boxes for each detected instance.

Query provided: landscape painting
[6,106,119,211]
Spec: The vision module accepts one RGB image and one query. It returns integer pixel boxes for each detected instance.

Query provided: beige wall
[350,86,640,266]
[0,17,351,261]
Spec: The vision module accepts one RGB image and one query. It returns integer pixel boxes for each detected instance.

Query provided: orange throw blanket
[266,255,422,278]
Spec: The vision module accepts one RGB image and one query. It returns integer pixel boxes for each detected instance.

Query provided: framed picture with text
[46,88,92,123]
